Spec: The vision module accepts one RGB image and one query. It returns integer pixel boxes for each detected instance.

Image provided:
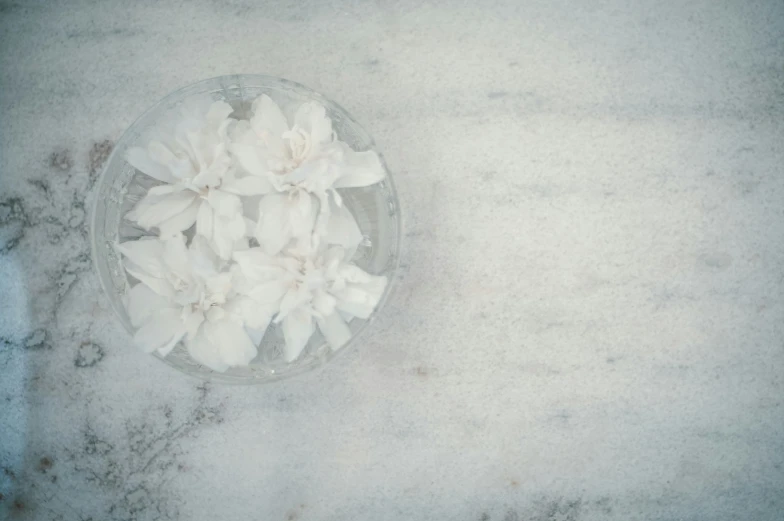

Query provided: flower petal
[333,144,386,188]
[334,275,388,319]
[324,202,362,251]
[294,101,333,146]
[147,141,194,180]
[117,238,167,278]
[157,198,200,236]
[132,191,199,229]
[132,308,185,354]
[126,146,176,183]
[221,175,274,196]
[281,309,314,362]
[230,143,271,177]
[126,283,172,328]
[187,327,229,372]
[196,200,214,241]
[255,193,293,255]
[205,100,234,128]
[251,94,290,137]
[317,311,352,350]
[206,190,242,218]
[203,318,258,367]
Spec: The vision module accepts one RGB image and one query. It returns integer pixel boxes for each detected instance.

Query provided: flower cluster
[119,96,388,371]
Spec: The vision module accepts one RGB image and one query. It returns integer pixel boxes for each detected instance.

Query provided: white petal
[187,235,221,277]
[126,283,171,328]
[117,238,167,277]
[206,190,242,218]
[161,233,190,274]
[133,308,185,353]
[246,279,291,312]
[251,94,289,137]
[230,143,271,177]
[334,275,388,319]
[134,191,199,229]
[196,200,214,240]
[281,309,314,362]
[205,100,234,127]
[126,146,176,183]
[124,260,175,298]
[203,318,258,367]
[224,295,275,331]
[245,325,268,346]
[255,193,293,255]
[205,272,233,298]
[277,285,313,321]
[294,101,333,146]
[233,249,290,282]
[147,141,194,180]
[183,310,205,340]
[211,212,246,259]
[187,328,229,372]
[333,144,386,188]
[288,191,317,239]
[312,291,337,316]
[157,198,200,236]
[324,202,362,250]
[317,311,352,350]
[221,175,274,196]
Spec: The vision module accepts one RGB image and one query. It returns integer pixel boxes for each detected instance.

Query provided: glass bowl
[90,75,402,384]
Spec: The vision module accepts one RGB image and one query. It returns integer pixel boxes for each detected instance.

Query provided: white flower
[233,245,388,362]
[118,234,273,372]
[230,95,386,255]
[125,100,267,258]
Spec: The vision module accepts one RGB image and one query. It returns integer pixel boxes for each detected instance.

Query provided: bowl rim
[90,74,403,385]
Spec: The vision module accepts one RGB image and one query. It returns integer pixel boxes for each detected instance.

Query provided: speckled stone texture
[1,0,783,520]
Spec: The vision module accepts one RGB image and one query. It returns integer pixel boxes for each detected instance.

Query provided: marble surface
[2,0,784,519]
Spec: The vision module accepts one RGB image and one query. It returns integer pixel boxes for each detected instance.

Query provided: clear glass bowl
[90,75,402,384]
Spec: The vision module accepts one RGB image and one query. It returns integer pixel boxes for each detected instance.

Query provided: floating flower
[125,100,267,258]
[233,245,388,362]
[230,95,386,255]
[118,234,274,372]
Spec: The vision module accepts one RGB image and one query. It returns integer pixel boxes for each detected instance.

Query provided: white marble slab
[1,0,783,519]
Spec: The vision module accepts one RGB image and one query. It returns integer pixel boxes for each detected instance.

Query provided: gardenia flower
[230,95,386,255]
[233,245,388,362]
[126,100,268,258]
[118,234,273,372]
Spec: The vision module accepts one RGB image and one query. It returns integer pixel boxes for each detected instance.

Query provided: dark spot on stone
[705,170,715,177]
[84,431,114,456]
[50,475,57,483]
[365,58,380,66]
[415,366,429,377]
[0,2,22,14]
[0,197,28,254]
[606,356,618,364]
[0,492,4,501]
[503,510,520,521]
[23,329,50,350]
[510,479,519,487]
[698,252,732,269]
[509,61,519,67]
[89,140,114,181]
[75,342,104,368]
[13,498,24,510]
[27,178,50,195]
[3,467,15,479]
[480,514,490,521]
[38,456,53,473]
[488,91,508,99]
[49,149,74,171]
